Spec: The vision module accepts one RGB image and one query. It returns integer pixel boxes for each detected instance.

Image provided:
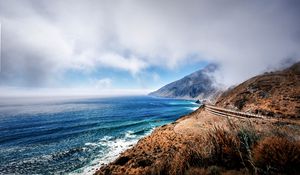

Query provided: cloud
[96,53,148,75]
[0,0,300,88]
[94,78,112,89]
[0,86,151,97]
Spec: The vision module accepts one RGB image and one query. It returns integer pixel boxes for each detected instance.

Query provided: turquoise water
[0,96,199,174]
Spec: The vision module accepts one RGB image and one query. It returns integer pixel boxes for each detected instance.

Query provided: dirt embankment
[96,107,300,175]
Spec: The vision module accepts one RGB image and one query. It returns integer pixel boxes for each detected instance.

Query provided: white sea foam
[84,142,98,147]
[185,106,199,111]
[188,101,197,104]
[124,130,136,139]
[190,107,199,111]
[70,129,153,175]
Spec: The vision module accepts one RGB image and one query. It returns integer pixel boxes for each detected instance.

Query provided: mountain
[216,62,300,118]
[149,64,221,100]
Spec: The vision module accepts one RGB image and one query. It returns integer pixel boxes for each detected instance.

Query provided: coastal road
[174,104,270,135]
[204,104,266,119]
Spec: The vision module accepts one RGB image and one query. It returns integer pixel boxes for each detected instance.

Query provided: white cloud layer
[0,0,299,88]
[94,78,112,89]
[0,86,151,97]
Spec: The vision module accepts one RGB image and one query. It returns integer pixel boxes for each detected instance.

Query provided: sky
[0,0,299,96]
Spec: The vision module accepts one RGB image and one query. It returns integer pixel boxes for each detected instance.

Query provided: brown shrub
[207,125,260,173]
[208,127,243,169]
[186,167,210,175]
[186,166,251,175]
[253,136,300,174]
[186,166,222,175]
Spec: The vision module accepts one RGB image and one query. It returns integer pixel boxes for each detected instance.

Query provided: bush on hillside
[253,136,300,174]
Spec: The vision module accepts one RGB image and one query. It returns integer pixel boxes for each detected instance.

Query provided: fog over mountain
[149,64,222,100]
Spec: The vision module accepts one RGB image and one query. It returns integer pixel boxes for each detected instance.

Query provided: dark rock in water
[149,64,220,100]
[195,100,201,104]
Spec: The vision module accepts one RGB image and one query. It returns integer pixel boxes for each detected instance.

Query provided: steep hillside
[149,64,220,100]
[216,62,300,118]
[96,62,300,175]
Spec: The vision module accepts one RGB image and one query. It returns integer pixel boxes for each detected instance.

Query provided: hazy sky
[0,0,299,96]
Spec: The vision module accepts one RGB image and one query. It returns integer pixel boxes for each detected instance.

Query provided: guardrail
[204,104,266,119]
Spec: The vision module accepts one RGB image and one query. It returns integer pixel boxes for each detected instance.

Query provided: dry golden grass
[253,136,300,174]
[216,62,300,119]
[208,127,242,168]
[96,110,300,175]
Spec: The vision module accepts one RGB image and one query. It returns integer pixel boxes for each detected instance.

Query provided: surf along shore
[95,106,300,175]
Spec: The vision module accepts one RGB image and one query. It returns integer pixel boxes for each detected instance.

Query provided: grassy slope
[216,62,300,118]
[96,63,300,175]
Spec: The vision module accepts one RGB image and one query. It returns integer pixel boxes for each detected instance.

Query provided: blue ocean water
[0,96,199,174]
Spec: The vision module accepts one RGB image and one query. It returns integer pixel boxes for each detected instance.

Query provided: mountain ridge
[149,64,220,100]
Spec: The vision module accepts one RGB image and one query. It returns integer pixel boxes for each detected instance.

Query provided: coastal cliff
[96,62,300,175]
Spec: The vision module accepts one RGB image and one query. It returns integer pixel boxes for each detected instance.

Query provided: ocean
[0,96,199,174]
